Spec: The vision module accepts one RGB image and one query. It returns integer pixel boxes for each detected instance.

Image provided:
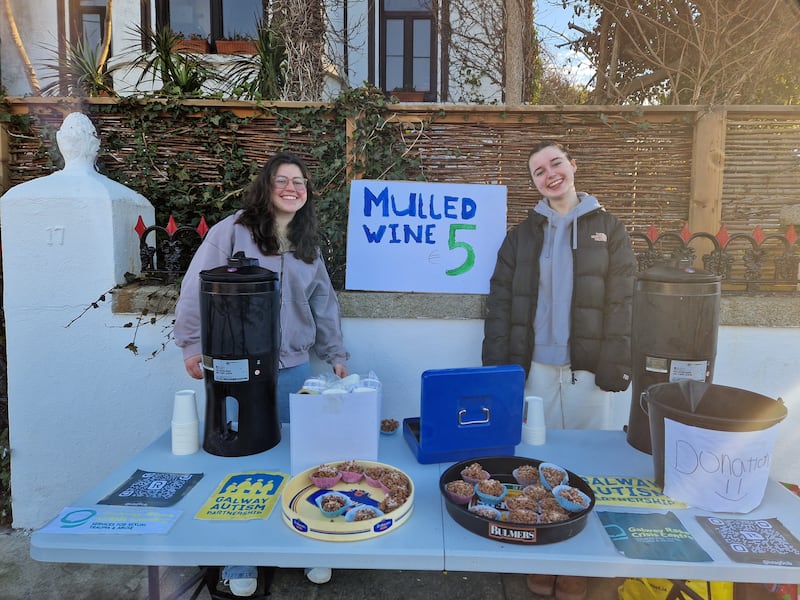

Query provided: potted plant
[391,86,425,102]
[40,37,118,97]
[173,32,210,54]
[125,25,218,96]
[216,32,257,55]
[223,19,287,100]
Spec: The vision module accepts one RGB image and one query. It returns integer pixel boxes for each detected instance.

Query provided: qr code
[118,472,196,499]
[705,517,800,558]
[99,469,203,507]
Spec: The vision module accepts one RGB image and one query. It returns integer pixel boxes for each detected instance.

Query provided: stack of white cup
[521,395,546,446]
[172,389,200,455]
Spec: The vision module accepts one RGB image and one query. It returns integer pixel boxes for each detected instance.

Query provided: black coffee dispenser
[199,252,281,456]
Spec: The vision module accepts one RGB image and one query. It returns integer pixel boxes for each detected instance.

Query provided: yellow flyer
[195,471,288,520]
[580,475,688,509]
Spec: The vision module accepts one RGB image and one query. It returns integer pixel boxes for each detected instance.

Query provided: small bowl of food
[474,479,508,505]
[315,491,351,518]
[309,464,342,489]
[513,464,540,487]
[444,480,476,505]
[539,462,568,491]
[460,462,491,484]
[344,505,385,522]
[469,505,501,520]
[337,460,365,483]
[380,418,400,435]
[551,484,592,512]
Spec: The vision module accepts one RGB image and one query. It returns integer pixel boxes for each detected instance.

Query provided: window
[381,0,435,99]
[69,0,107,48]
[155,0,265,45]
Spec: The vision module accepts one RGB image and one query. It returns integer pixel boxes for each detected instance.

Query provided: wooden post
[345,113,359,181]
[0,123,9,195]
[689,108,726,235]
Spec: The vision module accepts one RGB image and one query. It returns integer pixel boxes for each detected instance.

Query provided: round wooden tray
[281,460,414,541]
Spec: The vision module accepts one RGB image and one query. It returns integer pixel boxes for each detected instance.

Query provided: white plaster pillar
[0,112,158,528]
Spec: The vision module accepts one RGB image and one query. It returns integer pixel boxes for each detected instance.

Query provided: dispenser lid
[200,252,278,283]
[636,265,721,284]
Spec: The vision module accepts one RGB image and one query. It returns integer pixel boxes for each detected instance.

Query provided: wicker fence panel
[3,101,800,290]
[722,116,800,232]
[406,113,694,232]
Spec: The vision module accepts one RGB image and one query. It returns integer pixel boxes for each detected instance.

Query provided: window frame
[379,0,437,101]
[153,0,267,51]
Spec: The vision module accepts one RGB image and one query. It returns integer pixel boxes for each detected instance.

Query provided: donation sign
[662,418,781,513]
[345,180,507,293]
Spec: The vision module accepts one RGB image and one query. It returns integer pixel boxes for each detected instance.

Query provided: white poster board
[662,418,782,513]
[345,180,507,293]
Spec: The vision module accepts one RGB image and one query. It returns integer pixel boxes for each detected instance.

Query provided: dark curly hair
[236,152,320,263]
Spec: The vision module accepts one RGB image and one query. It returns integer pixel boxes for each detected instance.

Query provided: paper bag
[289,389,380,476]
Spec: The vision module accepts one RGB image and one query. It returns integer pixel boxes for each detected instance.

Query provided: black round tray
[439,456,595,545]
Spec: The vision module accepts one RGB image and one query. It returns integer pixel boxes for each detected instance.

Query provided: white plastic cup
[522,395,546,446]
[172,390,200,455]
[171,421,200,455]
[172,389,199,424]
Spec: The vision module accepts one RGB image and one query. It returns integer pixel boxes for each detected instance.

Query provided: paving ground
[0,527,781,600]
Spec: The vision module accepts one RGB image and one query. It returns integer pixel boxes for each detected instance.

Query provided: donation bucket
[642,380,787,512]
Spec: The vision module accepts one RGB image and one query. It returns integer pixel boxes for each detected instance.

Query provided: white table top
[442,430,800,584]
[30,426,446,570]
[31,428,800,583]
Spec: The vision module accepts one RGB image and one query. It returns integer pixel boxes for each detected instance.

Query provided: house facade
[0,0,504,102]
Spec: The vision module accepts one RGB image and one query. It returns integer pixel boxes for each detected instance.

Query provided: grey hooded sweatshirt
[532,192,602,366]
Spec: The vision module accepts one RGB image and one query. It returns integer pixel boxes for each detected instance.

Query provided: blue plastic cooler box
[403,365,526,464]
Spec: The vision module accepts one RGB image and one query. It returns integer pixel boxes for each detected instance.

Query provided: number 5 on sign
[446,224,477,276]
[345,180,507,294]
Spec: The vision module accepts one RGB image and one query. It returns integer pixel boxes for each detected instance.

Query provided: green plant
[221,31,255,42]
[39,38,118,97]
[125,25,217,96]
[180,32,207,41]
[224,19,286,100]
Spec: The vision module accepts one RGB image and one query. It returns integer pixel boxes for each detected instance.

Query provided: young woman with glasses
[174,151,348,593]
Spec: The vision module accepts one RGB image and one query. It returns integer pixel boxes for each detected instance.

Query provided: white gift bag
[289,389,380,476]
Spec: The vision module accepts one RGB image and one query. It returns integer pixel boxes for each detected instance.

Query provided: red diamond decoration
[680,222,691,243]
[166,215,178,236]
[716,223,730,248]
[134,215,147,238]
[197,216,209,238]
[785,225,797,246]
[752,225,765,246]
[646,224,658,243]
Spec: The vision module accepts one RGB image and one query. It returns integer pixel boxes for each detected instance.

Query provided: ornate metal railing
[630,223,799,292]
[137,217,800,292]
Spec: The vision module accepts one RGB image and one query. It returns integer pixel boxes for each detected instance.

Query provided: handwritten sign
[345,180,507,293]
[662,418,782,512]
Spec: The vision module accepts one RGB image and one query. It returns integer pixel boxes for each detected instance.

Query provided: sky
[535,1,597,85]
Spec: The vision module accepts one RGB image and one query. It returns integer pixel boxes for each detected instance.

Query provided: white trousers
[524,361,612,430]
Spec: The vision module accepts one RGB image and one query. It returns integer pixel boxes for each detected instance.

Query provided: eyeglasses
[273,175,308,190]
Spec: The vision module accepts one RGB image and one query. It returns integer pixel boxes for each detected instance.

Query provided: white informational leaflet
[662,417,782,513]
[38,506,181,534]
[345,180,507,293]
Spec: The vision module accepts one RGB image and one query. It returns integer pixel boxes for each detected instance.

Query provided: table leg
[148,566,161,600]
